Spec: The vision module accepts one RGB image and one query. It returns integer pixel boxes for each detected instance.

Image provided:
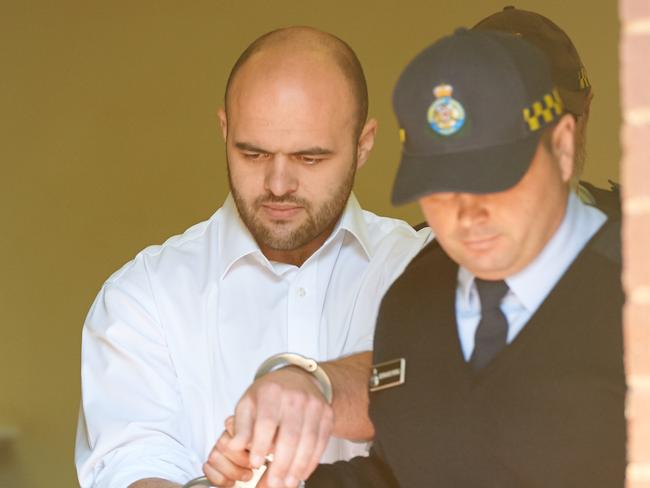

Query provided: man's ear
[217,107,228,142]
[550,114,576,183]
[355,118,378,170]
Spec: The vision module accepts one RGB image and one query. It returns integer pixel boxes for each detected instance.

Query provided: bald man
[75,27,431,488]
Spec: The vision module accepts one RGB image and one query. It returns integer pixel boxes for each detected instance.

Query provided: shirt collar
[335,193,373,260]
[217,194,265,279]
[505,192,605,311]
[216,192,373,280]
[458,192,606,311]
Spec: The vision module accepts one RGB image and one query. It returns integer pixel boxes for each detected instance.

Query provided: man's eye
[243,152,269,161]
[300,156,322,165]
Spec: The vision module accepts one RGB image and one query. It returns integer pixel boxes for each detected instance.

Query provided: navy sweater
[309,221,625,487]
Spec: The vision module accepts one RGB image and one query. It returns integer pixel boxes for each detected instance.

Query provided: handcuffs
[181,353,332,487]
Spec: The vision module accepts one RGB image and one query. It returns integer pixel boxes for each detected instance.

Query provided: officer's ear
[549,114,576,184]
[217,107,228,142]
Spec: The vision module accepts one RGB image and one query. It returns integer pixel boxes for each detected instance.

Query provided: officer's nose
[457,193,489,229]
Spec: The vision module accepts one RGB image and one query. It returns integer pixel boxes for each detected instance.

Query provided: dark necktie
[470,278,510,371]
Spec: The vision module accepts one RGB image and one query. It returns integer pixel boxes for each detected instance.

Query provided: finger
[225,415,235,437]
[304,405,334,477]
[286,401,334,484]
[264,393,306,487]
[204,432,253,484]
[205,453,254,486]
[202,461,236,487]
[248,414,282,469]
[230,396,256,452]
[255,462,286,488]
[283,399,321,485]
[211,430,253,469]
[247,388,284,469]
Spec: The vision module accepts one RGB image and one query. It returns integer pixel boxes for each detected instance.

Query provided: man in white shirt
[75,26,431,488]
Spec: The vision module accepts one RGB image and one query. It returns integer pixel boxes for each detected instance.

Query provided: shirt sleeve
[344,227,433,353]
[75,256,202,488]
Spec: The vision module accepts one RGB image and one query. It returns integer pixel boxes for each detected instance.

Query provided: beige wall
[0,0,620,486]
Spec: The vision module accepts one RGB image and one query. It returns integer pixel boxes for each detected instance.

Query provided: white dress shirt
[456,193,607,360]
[75,193,432,488]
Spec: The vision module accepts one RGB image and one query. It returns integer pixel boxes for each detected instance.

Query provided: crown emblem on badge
[428,83,465,136]
[433,84,453,98]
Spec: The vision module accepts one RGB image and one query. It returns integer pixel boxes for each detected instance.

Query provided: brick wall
[621,0,650,486]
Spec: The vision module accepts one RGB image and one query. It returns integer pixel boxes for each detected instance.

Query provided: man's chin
[446,245,513,280]
[253,223,309,251]
[461,257,514,281]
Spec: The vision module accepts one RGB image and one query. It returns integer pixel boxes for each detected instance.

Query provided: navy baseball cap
[391,28,564,205]
[473,6,591,115]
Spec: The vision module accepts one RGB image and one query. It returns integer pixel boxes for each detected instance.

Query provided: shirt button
[297,287,306,297]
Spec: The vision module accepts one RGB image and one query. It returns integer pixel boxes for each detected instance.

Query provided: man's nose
[457,193,488,228]
[264,156,298,196]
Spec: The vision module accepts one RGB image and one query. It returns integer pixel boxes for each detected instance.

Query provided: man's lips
[461,235,499,251]
[260,203,304,219]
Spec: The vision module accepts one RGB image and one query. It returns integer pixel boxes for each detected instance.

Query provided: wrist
[255,353,333,404]
[285,365,323,391]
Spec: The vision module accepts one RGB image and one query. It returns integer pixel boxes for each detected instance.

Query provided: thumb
[225,415,236,437]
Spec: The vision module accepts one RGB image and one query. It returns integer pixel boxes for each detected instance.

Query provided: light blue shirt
[456,193,607,361]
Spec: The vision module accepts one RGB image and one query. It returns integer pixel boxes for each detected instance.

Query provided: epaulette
[590,217,621,265]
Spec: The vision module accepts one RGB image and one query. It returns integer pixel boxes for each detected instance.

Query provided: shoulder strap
[589,217,621,265]
[579,180,621,219]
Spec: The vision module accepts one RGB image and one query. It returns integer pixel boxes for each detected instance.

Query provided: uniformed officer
[306,27,626,488]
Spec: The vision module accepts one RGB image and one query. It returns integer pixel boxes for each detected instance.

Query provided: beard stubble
[229,161,356,252]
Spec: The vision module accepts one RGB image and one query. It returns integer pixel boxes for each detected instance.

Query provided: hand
[203,417,255,487]
[229,367,334,487]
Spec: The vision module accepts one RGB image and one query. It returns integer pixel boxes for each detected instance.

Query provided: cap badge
[428,84,465,136]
